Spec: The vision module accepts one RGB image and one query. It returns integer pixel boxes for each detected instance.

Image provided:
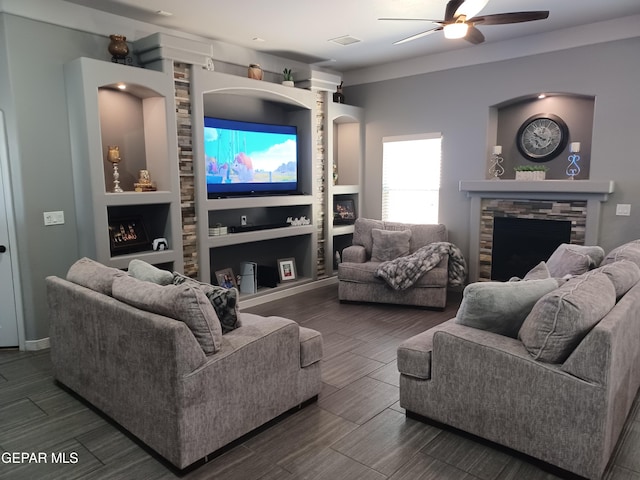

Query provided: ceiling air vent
[329,35,361,46]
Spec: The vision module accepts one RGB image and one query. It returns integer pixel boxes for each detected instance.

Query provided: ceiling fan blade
[445,0,466,22]
[454,0,489,20]
[393,27,442,45]
[469,11,549,26]
[465,25,485,44]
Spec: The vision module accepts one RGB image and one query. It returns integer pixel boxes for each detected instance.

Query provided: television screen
[204,117,298,197]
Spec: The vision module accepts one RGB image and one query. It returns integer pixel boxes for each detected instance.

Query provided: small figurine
[333,81,345,104]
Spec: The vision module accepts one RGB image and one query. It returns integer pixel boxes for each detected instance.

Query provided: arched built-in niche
[489,93,595,179]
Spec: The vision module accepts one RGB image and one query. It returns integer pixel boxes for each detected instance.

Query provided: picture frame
[333,198,356,225]
[277,258,297,283]
[108,216,150,255]
[215,268,238,289]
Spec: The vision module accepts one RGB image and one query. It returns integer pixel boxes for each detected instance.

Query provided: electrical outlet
[241,215,247,226]
[43,211,65,226]
[616,204,631,216]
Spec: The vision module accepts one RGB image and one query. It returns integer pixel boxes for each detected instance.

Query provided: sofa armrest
[342,245,366,263]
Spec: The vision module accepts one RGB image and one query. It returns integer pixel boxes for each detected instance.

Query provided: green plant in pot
[282,68,294,86]
[514,165,548,180]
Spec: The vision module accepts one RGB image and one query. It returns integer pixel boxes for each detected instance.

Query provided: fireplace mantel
[460,180,615,282]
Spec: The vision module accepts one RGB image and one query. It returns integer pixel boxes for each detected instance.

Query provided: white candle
[570,142,581,153]
[493,145,502,155]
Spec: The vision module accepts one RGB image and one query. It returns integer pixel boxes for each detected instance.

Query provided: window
[382,133,442,224]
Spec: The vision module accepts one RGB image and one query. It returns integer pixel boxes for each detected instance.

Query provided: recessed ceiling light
[328,35,361,46]
[156,10,173,17]
[117,83,126,90]
[252,37,266,42]
[538,93,546,99]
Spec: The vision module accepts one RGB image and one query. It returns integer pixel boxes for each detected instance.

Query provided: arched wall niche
[488,93,595,179]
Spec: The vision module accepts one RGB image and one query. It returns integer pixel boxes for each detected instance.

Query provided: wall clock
[516,113,569,162]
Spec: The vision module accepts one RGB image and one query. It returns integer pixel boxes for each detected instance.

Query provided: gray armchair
[338,218,449,308]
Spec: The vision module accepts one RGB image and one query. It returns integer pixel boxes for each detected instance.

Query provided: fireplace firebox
[491,217,571,281]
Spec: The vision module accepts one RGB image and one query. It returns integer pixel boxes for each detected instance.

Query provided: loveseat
[338,218,451,308]
[397,240,640,479]
[47,258,323,469]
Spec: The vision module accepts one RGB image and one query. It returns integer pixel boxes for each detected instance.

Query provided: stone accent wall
[315,90,327,278]
[173,62,198,277]
[479,198,587,280]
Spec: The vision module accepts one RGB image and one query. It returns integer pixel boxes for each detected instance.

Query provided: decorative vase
[333,81,345,104]
[248,64,263,80]
[108,34,129,60]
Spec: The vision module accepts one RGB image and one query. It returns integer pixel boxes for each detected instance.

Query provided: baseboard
[25,337,50,351]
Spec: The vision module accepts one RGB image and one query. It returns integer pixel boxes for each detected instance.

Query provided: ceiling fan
[380,0,549,45]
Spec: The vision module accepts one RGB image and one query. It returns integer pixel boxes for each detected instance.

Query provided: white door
[0,111,19,347]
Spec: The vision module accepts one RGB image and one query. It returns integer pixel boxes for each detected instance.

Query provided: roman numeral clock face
[516,114,569,162]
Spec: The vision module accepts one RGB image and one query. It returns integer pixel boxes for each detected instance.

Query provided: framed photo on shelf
[215,268,238,289]
[333,198,356,225]
[108,216,150,255]
[277,258,297,283]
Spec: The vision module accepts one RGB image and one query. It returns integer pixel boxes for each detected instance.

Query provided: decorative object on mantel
[204,57,215,71]
[282,68,294,87]
[108,34,131,65]
[488,145,505,180]
[333,81,345,104]
[134,169,157,192]
[248,64,263,80]
[286,216,311,226]
[514,165,548,181]
[106,145,124,192]
[332,163,338,185]
[566,142,581,180]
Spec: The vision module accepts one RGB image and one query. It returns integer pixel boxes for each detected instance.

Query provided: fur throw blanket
[375,241,467,290]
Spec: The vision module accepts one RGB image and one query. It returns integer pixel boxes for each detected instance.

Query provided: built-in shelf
[332,225,355,236]
[460,180,615,195]
[332,185,360,195]
[206,195,313,211]
[104,191,174,206]
[108,249,177,270]
[207,225,315,248]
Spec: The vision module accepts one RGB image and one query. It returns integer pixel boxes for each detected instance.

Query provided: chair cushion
[546,243,604,277]
[173,272,241,334]
[299,327,323,367]
[371,228,411,262]
[353,218,384,257]
[601,240,640,269]
[128,259,173,285]
[518,272,616,363]
[455,278,560,338]
[66,257,125,296]
[112,275,223,355]
[339,261,447,287]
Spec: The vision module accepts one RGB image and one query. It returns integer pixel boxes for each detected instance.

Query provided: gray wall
[346,37,640,263]
[0,14,109,340]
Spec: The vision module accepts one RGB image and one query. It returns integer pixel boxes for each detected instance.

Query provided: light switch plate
[44,211,65,225]
[616,204,631,216]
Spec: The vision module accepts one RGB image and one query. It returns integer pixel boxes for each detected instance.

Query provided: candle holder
[107,145,124,193]
[566,142,581,180]
[488,146,505,180]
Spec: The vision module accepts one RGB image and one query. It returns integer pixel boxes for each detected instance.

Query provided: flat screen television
[204,116,298,197]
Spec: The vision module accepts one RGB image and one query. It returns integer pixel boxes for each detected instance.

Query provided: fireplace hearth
[491,217,571,281]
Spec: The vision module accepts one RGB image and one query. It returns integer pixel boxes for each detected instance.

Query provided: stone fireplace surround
[460,180,615,282]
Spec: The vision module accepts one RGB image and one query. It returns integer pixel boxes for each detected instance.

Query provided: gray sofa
[338,218,449,308]
[397,240,640,479]
[47,258,323,469]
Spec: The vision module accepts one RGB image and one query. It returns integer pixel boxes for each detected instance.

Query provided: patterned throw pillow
[173,273,241,334]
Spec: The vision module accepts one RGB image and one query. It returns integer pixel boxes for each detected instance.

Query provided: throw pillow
[601,240,640,269]
[353,218,384,257]
[173,272,241,334]
[591,259,640,298]
[371,228,411,262]
[128,259,173,285]
[546,243,604,277]
[455,278,560,338]
[510,261,551,281]
[518,272,616,363]
[66,257,125,296]
[112,275,222,355]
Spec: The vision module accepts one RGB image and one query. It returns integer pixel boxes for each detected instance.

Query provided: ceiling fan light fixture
[444,22,469,39]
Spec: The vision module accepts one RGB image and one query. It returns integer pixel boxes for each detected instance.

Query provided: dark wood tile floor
[1,284,639,479]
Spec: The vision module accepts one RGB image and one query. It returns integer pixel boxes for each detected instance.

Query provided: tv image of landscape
[204,117,298,196]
